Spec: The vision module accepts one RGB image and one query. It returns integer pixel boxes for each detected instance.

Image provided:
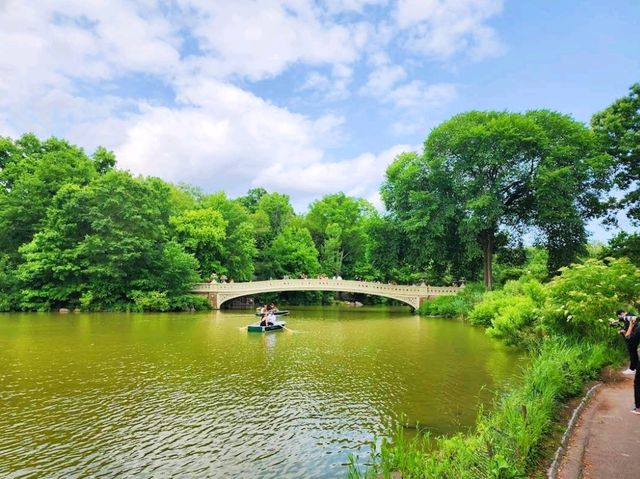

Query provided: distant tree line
[0,82,638,311]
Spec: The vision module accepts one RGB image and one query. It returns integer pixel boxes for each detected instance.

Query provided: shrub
[130,290,170,312]
[487,296,541,347]
[543,257,640,340]
[168,294,212,311]
[419,282,485,317]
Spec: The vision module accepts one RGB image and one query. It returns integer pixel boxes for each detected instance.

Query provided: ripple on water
[0,311,524,478]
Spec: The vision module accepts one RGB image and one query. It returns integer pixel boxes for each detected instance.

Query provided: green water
[0,307,524,478]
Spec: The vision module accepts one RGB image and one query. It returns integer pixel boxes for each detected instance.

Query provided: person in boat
[269,303,278,313]
[259,304,269,326]
[266,310,277,326]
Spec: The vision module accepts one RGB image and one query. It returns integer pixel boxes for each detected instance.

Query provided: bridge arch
[191,279,461,310]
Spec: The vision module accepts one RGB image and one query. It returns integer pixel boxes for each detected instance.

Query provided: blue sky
[1,0,638,239]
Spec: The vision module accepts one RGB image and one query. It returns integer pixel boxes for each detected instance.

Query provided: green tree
[320,223,343,276]
[0,134,98,261]
[201,193,256,281]
[305,193,376,278]
[251,191,295,249]
[18,171,199,310]
[591,82,640,222]
[383,111,606,288]
[238,187,268,213]
[258,224,320,279]
[601,232,640,266]
[170,208,227,278]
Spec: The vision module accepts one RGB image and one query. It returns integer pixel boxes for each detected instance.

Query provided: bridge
[190,279,462,310]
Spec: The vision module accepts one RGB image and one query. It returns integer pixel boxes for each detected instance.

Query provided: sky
[1,0,639,238]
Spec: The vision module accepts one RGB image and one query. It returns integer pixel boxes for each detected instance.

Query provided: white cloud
[112,79,343,197]
[362,64,407,96]
[0,0,504,209]
[385,81,457,108]
[176,0,369,81]
[254,143,413,208]
[322,0,390,14]
[394,0,505,61]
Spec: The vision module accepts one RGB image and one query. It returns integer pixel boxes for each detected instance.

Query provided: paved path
[557,374,640,479]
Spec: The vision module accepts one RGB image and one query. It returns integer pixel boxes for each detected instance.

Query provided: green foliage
[0,253,20,311]
[250,191,294,250]
[469,279,547,349]
[382,110,606,288]
[494,246,548,285]
[0,134,99,261]
[600,232,640,266]
[17,171,200,311]
[305,193,377,279]
[418,283,485,317]
[170,208,227,278]
[591,82,640,223]
[201,193,257,281]
[258,224,320,279]
[130,290,170,312]
[543,257,640,340]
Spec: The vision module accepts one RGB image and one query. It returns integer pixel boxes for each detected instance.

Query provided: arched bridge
[190,279,462,310]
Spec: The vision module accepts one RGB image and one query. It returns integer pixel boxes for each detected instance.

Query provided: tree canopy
[382,110,607,288]
[591,82,640,222]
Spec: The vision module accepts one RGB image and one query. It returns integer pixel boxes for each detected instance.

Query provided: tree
[201,193,257,281]
[258,224,320,279]
[591,82,640,222]
[251,191,295,249]
[18,171,199,310]
[383,111,605,288]
[170,208,227,278]
[0,134,98,261]
[601,232,640,266]
[305,193,376,278]
[238,187,268,213]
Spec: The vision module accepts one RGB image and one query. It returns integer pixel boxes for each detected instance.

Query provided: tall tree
[201,193,257,281]
[305,193,376,278]
[18,171,199,310]
[0,134,99,260]
[591,82,640,222]
[258,223,320,279]
[383,111,605,288]
[170,208,227,278]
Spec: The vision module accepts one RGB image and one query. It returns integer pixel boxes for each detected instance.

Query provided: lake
[0,307,524,478]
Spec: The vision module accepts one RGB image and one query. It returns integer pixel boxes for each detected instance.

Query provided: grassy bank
[349,258,637,478]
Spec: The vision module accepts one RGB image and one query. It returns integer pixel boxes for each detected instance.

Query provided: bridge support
[200,292,219,309]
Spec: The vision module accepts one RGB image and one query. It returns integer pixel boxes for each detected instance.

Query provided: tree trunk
[481,230,494,290]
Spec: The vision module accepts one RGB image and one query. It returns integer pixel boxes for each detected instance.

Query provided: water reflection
[0,308,524,478]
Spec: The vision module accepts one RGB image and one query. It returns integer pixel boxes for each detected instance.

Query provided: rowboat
[254,310,289,317]
[247,321,286,332]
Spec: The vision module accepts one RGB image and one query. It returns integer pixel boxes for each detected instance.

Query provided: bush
[486,296,541,347]
[543,257,640,340]
[130,290,170,312]
[168,294,212,311]
[418,282,485,317]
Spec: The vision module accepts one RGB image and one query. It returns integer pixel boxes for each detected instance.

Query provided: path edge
[546,382,602,479]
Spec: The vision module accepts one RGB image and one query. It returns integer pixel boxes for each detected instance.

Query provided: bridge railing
[190,279,461,296]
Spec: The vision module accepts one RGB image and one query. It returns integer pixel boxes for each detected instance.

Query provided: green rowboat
[247,321,286,332]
